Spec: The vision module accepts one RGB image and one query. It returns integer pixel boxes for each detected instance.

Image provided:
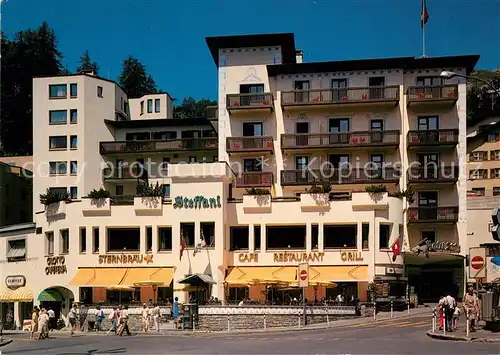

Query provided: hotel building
[0,33,479,327]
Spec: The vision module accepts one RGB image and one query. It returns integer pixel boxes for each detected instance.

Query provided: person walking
[38,309,49,340]
[152,304,161,332]
[6,309,14,330]
[444,292,456,332]
[172,297,180,330]
[107,307,118,335]
[96,305,104,332]
[68,303,78,335]
[464,286,479,332]
[141,303,150,333]
[47,307,56,331]
[437,295,445,330]
[118,305,131,336]
[30,307,39,339]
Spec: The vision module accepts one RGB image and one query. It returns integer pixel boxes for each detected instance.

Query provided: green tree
[173,97,217,118]
[76,50,99,75]
[467,70,500,126]
[118,56,158,98]
[0,22,63,155]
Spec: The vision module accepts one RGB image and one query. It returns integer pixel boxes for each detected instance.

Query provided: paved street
[1,315,498,354]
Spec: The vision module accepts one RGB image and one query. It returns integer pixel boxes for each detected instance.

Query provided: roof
[267,55,480,76]
[467,116,500,138]
[178,273,216,284]
[206,33,296,67]
[104,118,215,129]
[0,222,35,235]
[34,73,128,94]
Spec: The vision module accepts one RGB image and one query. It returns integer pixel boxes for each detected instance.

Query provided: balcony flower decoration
[389,187,415,204]
[265,141,273,148]
[86,188,111,200]
[245,187,270,196]
[39,189,70,206]
[364,184,387,194]
[311,96,320,103]
[305,181,332,194]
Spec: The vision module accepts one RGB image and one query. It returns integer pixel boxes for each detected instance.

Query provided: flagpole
[422,22,426,58]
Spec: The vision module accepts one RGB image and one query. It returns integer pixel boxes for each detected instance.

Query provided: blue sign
[491,256,500,266]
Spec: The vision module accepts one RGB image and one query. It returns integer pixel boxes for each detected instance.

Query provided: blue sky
[3,0,499,101]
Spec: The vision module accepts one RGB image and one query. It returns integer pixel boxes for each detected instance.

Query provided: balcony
[281,131,400,151]
[280,168,400,186]
[407,85,458,107]
[226,137,274,155]
[99,138,218,155]
[407,130,459,148]
[407,166,459,184]
[102,167,148,181]
[234,172,273,188]
[407,207,459,224]
[110,195,135,205]
[226,93,274,114]
[281,86,399,110]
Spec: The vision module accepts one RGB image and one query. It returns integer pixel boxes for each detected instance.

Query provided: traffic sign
[469,247,487,279]
[297,263,309,287]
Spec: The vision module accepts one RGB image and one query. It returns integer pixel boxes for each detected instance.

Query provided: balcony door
[418,191,438,220]
[294,80,310,103]
[240,84,264,106]
[418,153,439,179]
[295,156,310,184]
[296,121,309,147]
[369,154,384,179]
[332,79,348,102]
[329,118,349,144]
[329,154,349,179]
[416,76,443,99]
[370,119,384,143]
[417,116,439,144]
[243,122,263,149]
[368,77,385,100]
[182,130,202,149]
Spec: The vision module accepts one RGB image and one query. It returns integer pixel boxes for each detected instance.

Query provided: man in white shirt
[443,292,456,332]
[141,304,150,332]
[47,307,56,331]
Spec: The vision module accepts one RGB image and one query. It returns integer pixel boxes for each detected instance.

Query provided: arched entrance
[37,286,74,325]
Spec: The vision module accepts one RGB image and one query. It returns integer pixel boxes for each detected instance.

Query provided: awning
[121,268,173,287]
[178,273,216,285]
[6,247,26,259]
[38,289,63,302]
[0,287,33,302]
[225,267,297,285]
[309,266,368,283]
[69,268,96,285]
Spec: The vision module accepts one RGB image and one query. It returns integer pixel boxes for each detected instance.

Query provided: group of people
[436,287,480,332]
[29,306,56,340]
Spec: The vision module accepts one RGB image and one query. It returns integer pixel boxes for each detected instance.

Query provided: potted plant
[243,188,271,211]
[134,182,164,211]
[82,188,112,212]
[40,189,70,216]
[300,181,331,209]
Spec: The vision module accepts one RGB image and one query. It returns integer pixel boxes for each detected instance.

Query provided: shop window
[93,227,99,253]
[146,226,152,252]
[324,225,357,248]
[180,222,195,247]
[157,287,173,302]
[107,228,140,252]
[80,287,93,305]
[493,187,500,196]
[362,223,370,249]
[311,224,319,249]
[158,227,172,251]
[60,229,69,254]
[266,225,306,249]
[379,224,391,249]
[228,287,249,304]
[201,222,215,246]
[80,227,86,253]
[230,226,249,251]
[46,232,54,255]
[7,239,26,262]
[254,225,261,250]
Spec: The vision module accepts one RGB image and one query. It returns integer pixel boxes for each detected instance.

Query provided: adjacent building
[0,161,32,227]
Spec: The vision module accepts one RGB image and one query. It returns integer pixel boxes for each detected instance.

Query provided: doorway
[329,118,349,144]
[296,121,309,146]
[369,77,385,99]
[371,120,384,143]
[332,79,348,102]
[418,191,438,220]
[294,80,310,103]
[418,153,439,179]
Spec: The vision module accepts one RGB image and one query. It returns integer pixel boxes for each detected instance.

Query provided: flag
[421,0,429,28]
[180,236,187,261]
[391,238,401,257]
[193,231,207,256]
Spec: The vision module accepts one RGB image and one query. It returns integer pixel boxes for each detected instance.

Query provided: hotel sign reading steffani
[99,254,154,264]
[174,195,222,209]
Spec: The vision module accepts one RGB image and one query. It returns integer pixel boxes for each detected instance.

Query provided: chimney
[80,68,96,76]
[295,50,303,64]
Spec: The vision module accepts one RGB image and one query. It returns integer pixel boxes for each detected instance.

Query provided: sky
[3,0,499,101]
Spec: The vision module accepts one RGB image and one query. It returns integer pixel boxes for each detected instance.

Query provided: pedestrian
[47,307,56,331]
[38,309,49,340]
[444,292,456,332]
[437,295,445,330]
[141,303,150,332]
[6,309,13,330]
[68,303,78,335]
[107,306,118,335]
[30,307,39,339]
[463,286,479,332]
[172,297,180,330]
[118,305,131,336]
[152,303,161,332]
[453,306,461,330]
[96,305,104,332]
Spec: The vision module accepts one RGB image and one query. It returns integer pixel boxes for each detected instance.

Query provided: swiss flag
[391,238,401,257]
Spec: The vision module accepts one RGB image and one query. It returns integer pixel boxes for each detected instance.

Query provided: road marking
[379,321,414,328]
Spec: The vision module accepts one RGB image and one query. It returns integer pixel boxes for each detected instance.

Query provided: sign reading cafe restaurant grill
[174,195,222,209]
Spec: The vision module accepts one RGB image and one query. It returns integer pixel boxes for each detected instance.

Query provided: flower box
[134,197,162,214]
[300,193,330,211]
[45,201,66,217]
[352,192,388,210]
[243,195,271,212]
[82,198,111,215]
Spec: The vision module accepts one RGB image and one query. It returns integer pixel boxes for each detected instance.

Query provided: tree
[76,50,99,75]
[173,97,217,118]
[118,56,158,98]
[0,22,63,155]
[467,70,500,126]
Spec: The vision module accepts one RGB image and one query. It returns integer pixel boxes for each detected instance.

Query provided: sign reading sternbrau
[173,195,222,209]
[99,254,153,264]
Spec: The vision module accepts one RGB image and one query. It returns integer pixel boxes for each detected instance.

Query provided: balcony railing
[407,130,459,147]
[234,172,274,188]
[281,131,400,150]
[280,168,400,186]
[100,138,218,154]
[226,93,274,113]
[281,86,399,107]
[227,137,274,154]
[407,166,459,183]
[102,167,148,181]
[407,85,458,104]
[110,195,135,205]
[407,207,459,223]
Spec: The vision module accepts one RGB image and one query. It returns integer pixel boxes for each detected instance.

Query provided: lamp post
[440,71,500,97]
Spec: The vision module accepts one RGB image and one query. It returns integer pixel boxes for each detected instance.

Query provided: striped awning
[0,287,33,302]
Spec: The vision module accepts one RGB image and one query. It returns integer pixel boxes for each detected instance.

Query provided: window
[324,225,357,248]
[108,228,140,251]
[493,187,500,196]
[328,154,349,169]
[230,226,249,251]
[70,161,78,175]
[491,169,500,179]
[331,79,348,101]
[61,229,69,254]
[418,116,439,130]
[154,131,176,140]
[311,224,319,250]
[115,185,124,196]
[49,84,67,98]
[70,83,78,97]
[163,184,170,198]
[70,186,78,199]
[162,157,170,170]
[155,99,161,113]
[267,225,306,249]
[49,161,67,175]
[470,151,485,161]
[49,110,67,124]
[416,76,443,86]
[140,101,144,115]
[471,188,485,196]
[49,187,68,195]
[488,133,498,142]
[294,80,310,103]
[244,158,262,172]
[49,136,67,150]
[362,223,370,249]
[239,84,264,105]
[70,135,77,149]
[146,226,153,252]
[491,151,500,161]
[379,224,391,249]
[201,222,215,246]
[147,99,153,113]
[97,86,103,98]
[46,232,54,255]
[70,109,78,123]
[181,222,195,247]
[158,227,172,251]
[469,169,488,180]
[80,228,87,253]
[421,230,436,243]
[296,156,309,170]
[242,122,263,137]
[7,239,26,262]
[189,156,197,163]
[254,225,261,250]
[93,227,99,253]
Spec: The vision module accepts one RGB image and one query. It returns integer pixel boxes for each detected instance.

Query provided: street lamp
[440,71,500,97]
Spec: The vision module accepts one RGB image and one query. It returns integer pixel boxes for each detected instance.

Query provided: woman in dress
[29,307,39,339]
[38,309,49,340]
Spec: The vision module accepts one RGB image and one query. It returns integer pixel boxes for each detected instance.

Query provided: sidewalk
[426,317,500,343]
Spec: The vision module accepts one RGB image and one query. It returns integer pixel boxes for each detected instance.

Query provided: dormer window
[147,99,153,113]
[155,99,161,113]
